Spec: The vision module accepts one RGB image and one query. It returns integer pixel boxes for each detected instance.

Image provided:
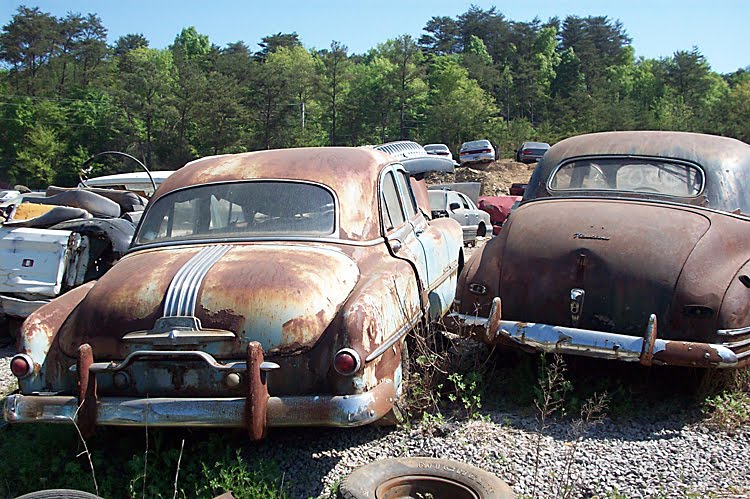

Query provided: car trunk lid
[57,243,360,358]
[498,199,711,337]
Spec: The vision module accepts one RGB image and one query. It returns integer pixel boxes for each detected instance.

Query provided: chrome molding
[163,245,231,317]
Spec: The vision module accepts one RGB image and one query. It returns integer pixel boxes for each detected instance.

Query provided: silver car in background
[428,187,491,246]
[459,140,495,165]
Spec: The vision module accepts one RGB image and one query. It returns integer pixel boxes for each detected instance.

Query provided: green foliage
[0,425,287,498]
[0,3,748,185]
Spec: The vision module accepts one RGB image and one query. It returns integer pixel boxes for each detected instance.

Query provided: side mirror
[449,202,461,211]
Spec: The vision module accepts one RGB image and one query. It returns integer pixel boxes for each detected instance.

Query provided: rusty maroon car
[453,131,750,369]
[4,144,463,439]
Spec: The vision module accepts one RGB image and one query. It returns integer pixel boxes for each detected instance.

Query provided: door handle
[415,228,424,236]
[391,240,402,253]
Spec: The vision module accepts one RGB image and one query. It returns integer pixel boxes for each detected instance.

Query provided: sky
[1,0,748,74]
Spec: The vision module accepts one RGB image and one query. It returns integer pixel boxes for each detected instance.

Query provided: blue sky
[2,0,748,74]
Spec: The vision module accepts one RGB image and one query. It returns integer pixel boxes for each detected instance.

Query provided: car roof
[152,147,395,241]
[525,131,750,214]
[424,144,449,149]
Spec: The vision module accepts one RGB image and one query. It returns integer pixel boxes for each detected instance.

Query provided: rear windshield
[462,141,491,151]
[548,157,703,197]
[428,191,445,211]
[135,181,335,245]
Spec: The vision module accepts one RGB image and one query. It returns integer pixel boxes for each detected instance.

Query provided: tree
[255,32,301,61]
[379,35,427,140]
[317,41,351,145]
[0,6,60,95]
[424,56,497,150]
[113,33,148,57]
[419,16,461,55]
[114,47,175,167]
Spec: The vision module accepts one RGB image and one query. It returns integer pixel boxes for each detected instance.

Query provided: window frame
[546,155,706,199]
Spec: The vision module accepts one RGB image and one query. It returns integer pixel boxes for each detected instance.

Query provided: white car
[459,140,495,165]
[428,188,491,245]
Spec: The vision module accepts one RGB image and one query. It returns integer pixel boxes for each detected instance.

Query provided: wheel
[338,457,515,499]
[477,223,487,238]
[16,490,102,499]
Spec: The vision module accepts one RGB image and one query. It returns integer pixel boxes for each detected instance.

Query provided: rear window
[135,181,335,245]
[461,141,491,151]
[548,157,703,197]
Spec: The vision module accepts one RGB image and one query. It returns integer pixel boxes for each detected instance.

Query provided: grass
[700,367,750,432]
[0,424,287,498]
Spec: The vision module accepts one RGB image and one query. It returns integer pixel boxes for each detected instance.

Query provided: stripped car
[452,131,750,369]
[4,144,463,439]
[0,153,155,324]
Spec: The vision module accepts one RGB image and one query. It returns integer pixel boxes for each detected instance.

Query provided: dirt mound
[426,159,536,196]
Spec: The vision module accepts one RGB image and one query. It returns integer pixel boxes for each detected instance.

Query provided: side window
[395,169,417,218]
[381,171,406,230]
[458,194,470,209]
[447,193,461,209]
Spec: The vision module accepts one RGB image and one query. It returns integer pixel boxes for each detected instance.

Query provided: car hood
[57,243,360,358]
[497,199,712,338]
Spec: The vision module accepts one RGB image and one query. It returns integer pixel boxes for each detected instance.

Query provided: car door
[458,193,480,231]
[380,167,430,295]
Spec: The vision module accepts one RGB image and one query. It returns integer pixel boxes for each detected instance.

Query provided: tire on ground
[477,222,487,237]
[16,490,102,499]
[338,457,515,499]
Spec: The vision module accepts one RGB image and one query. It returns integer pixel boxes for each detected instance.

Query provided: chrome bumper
[3,379,396,428]
[451,298,738,368]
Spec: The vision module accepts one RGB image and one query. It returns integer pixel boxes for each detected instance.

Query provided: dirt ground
[426,159,536,196]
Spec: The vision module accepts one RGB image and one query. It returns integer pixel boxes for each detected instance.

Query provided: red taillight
[334,348,361,376]
[10,355,32,378]
[481,148,491,154]
[523,149,532,154]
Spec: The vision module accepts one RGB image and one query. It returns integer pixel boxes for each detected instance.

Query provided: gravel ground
[0,345,14,395]
[1,345,749,498]
[245,410,749,498]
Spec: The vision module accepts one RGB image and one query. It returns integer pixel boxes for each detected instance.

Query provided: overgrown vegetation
[0,5,748,188]
[0,424,287,498]
[701,367,750,432]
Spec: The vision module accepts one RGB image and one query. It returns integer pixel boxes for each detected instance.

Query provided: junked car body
[452,131,750,369]
[4,145,463,439]
[0,154,156,324]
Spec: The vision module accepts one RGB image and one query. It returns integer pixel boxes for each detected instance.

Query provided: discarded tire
[15,490,102,499]
[338,457,515,499]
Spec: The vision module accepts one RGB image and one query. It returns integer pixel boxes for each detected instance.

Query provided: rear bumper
[3,380,396,428]
[450,298,740,368]
[0,294,48,318]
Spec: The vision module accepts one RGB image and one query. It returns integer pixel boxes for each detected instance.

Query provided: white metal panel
[0,227,76,297]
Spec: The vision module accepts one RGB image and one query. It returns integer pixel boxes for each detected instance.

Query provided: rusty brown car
[452,131,750,369]
[4,144,464,439]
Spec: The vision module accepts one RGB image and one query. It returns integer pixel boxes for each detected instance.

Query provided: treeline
[0,5,748,188]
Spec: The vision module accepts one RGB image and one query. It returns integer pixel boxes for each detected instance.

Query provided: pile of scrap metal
[0,152,157,326]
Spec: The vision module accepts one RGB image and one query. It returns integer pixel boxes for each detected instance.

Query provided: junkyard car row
[4,131,750,439]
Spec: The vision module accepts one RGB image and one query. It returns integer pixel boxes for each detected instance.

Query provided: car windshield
[549,157,703,197]
[135,181,335,245]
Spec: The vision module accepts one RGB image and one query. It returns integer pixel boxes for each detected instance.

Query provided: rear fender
[17,282,95,393]
[340,259,421,393]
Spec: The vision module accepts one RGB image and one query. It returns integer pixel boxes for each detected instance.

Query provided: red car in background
[477,195,522,235]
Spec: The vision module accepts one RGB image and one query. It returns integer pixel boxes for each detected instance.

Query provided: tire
[477,223,487,238]
[16,490,102,499]
[338,457,515,499]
